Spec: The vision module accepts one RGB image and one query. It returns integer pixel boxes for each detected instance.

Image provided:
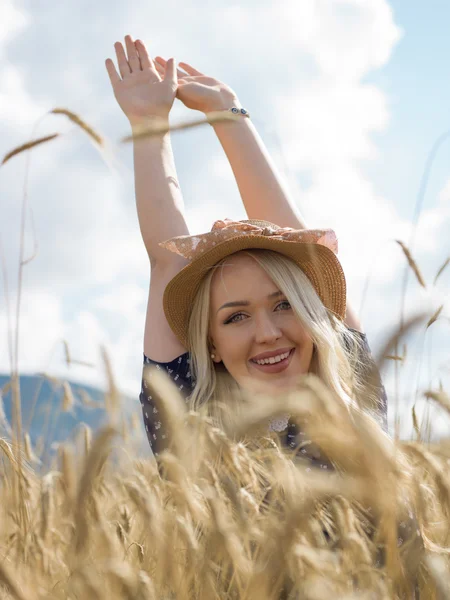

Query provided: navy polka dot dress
[139,329,388,462]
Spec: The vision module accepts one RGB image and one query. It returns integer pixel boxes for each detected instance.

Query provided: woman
[105,35,387,461]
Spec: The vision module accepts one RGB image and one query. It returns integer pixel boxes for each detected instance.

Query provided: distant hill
[0,374,149,466]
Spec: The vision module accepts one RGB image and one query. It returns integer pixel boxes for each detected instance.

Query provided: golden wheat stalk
[121,111,241,143]
[396,240,427,288]
[434,256,450,285]
[424,554,450,598]
[142,367,190,463]
[39,472,54,541]
[100,346,120,424]
[50,108,104,146]
[23,433,41,465]
[62,340,94,368]
[0,438,19,473]
[60,445,76,503]
[82,424,92,456]
[2,134,59,165]
[72,427,117,554]
[0,561,34,600]
[0,391,12,435]
[375,312,426,367]
[62,381,75,413]
[412,405,421,442]
[424,390,450,415]
[2,379,11,395]
[63,340,71,366]
[427,305,443,329]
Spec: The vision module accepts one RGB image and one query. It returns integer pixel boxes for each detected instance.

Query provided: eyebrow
[217,290,284,314]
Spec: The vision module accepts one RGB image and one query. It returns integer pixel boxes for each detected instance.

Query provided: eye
[276,300,291,311]
[224,312,247,325]
[224,301,291,325]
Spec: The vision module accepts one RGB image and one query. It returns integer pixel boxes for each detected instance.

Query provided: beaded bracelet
[228,107,250,118]
[206,107,251,125]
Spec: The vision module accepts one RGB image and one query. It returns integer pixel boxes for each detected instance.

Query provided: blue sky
[0,0,449,438]
[365,1,450,219]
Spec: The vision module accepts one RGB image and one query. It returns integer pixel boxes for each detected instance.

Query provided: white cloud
[0,64,44,127]
[214,0,402,83]
[93,283,146,314]
[0,0,28,50]
[276,82,389,168]
[2,157,147,292]
[294,0,402,80]
[414,178,450,257]
[0,290,64,374]
[0,3,45,131]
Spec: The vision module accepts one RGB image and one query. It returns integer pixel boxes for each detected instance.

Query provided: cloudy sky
[1,0,449,438]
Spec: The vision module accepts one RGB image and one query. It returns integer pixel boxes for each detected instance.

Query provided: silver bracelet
[228,107,250,118]
[206,106,250,125]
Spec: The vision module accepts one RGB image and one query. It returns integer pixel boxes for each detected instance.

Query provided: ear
[209,340,222,363]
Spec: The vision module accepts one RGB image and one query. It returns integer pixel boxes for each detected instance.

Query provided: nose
[253,312,282,345]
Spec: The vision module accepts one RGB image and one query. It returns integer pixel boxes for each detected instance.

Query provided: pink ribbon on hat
[159,218,338,261]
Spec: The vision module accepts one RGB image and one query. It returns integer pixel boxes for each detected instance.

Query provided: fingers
[105,58,121,86]
[164,57,178,86]
[112,36,161,82]
[125,34,142,72]
[154,63,168,81]
[178,62,204,76]
[153,58,165,76]
[154,60,186,85]
[155,56,187,79]
[135,39,153,70]
[114,41,131,78]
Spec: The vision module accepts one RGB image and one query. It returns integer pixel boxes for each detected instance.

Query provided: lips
[250,348,295,374]
[250,347,295,362]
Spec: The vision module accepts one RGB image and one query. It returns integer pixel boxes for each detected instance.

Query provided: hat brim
[163,235,347,349]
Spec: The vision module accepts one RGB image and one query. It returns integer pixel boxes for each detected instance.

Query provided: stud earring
[211,353,215,359]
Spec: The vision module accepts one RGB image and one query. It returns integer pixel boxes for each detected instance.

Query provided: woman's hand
[153,57,239,114]
[105,36,178,127]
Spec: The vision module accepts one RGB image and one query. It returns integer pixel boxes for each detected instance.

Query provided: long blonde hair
[187,249,382,426]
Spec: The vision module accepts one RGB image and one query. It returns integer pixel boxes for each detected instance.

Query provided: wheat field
[0,366,450,600]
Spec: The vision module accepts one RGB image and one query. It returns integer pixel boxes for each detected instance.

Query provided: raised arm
[212,116,362,331]
[153,58,361,331]
[106,37,189,360]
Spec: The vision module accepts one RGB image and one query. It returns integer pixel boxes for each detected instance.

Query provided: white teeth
[254,351,290,365]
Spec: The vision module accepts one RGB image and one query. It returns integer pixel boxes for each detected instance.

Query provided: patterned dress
[139,328,388,465]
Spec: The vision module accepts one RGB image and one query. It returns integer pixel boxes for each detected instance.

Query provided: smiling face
[208,252,314,395]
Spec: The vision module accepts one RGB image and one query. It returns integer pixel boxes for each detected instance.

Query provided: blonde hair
[187,249,382,427]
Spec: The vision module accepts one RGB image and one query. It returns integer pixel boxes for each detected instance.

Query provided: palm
[114,73,174,120]
[105,37,177,124]
[154,58,237,113]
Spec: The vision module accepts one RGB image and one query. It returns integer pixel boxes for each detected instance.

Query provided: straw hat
[159,219,347,348]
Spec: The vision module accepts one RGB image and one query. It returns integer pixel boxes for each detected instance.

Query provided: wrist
[202,93,241,114]
[129,114,170,134]
[128,114,169,129]
[207,107,251,129]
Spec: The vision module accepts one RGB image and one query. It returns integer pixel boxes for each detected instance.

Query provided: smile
[250,349,295,373]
